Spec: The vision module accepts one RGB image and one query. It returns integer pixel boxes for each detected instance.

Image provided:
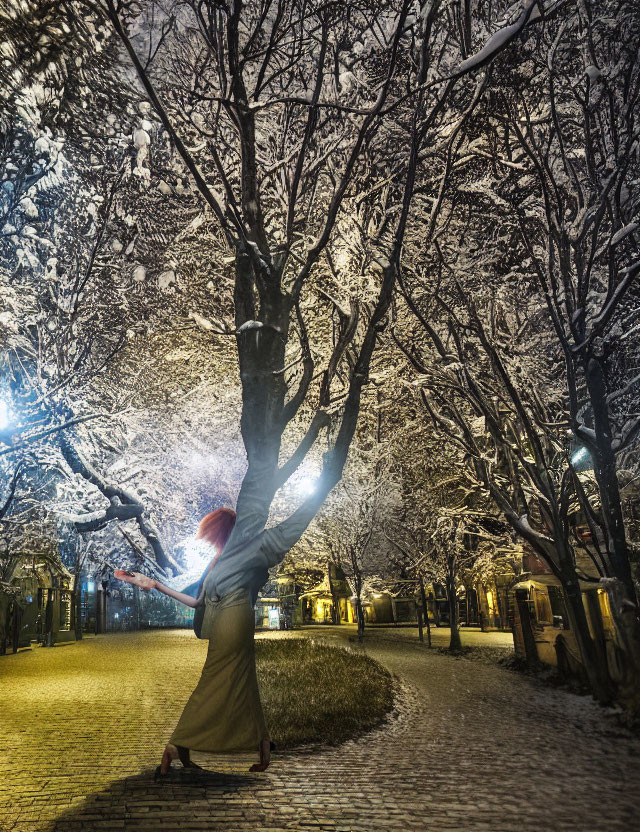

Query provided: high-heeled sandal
[176,744,204,770]
[249,738,272,772]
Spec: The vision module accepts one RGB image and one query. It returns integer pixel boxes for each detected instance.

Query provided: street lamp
[570,445,592,470]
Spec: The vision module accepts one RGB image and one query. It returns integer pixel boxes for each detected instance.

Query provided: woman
[115,506,276,775]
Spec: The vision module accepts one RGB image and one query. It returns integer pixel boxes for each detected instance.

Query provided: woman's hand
[114,569,156,592]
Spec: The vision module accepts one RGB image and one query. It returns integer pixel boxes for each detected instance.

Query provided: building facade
[511,540,623,682]
[1,556,76,652]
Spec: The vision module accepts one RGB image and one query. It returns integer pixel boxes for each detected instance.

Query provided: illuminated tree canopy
[1,0,640,703]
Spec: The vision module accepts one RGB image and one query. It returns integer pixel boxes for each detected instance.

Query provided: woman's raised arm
[155,581,204,609]
[114,569,203,609]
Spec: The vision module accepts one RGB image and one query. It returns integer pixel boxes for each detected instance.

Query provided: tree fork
[60,436,180,574]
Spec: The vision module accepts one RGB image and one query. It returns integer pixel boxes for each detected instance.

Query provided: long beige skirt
[170,590,268,753]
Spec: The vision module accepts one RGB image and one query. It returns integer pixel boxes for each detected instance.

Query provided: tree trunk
[515,589,538,667]
[585,589,607,661]
[0,593,9,654]
[446,570,461,651]
[356,596,365,641]
[582,358,640,706]
[328,567,340,625]
[419,574,432,648]
[448,597,461,650]
[354,570,365,642]
[96,587,107,634]
[602,578,640,711]
[495,588,505,630]
[584,356,637,602]
[335,595,341,624]
[44,591,54,647]
[74,578,83,641]
[561,577,615,704]
[11,601,21,653]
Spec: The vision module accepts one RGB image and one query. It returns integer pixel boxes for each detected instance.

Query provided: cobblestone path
[1,628,638,832]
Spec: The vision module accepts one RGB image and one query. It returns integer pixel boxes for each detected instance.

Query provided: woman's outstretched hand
[114,569,156,592]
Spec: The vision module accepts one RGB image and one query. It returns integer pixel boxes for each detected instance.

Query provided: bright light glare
[298,477,317,497]
[571,447,589,465]
[180,535,216,571]
[189,451,204,468]
[0,401,9,430]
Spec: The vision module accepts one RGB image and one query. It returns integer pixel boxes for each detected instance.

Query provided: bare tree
[82,0,548,574]
[494,0,640,681]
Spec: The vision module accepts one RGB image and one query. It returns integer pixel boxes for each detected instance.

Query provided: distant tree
[317,435,398,638]
[495,0,640,684]
[400,0,640,703]
[385,422,510,650]
[0,0,225,573]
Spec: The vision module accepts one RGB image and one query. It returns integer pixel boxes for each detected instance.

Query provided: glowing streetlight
[571,446,590,467]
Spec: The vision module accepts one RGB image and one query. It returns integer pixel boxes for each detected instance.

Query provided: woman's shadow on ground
[47,767,263,831]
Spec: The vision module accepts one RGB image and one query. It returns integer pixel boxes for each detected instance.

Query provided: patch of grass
[255,638,394,749]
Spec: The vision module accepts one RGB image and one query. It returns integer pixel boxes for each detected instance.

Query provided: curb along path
[0,629,637,831]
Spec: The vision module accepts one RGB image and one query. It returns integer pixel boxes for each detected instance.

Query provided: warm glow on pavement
[1,629,638,831]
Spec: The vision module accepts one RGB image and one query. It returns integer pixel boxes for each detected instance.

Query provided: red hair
[196,508,236,553]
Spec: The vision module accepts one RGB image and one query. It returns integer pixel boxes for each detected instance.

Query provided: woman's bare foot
[249,738,271,772]
[160,743,179,774]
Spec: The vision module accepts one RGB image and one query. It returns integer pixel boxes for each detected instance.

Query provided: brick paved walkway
[1,628,638,832]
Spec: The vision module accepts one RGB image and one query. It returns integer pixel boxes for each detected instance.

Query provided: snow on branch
[612,416,640,453]
[60,436,181,574]
[452,1,543,78]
